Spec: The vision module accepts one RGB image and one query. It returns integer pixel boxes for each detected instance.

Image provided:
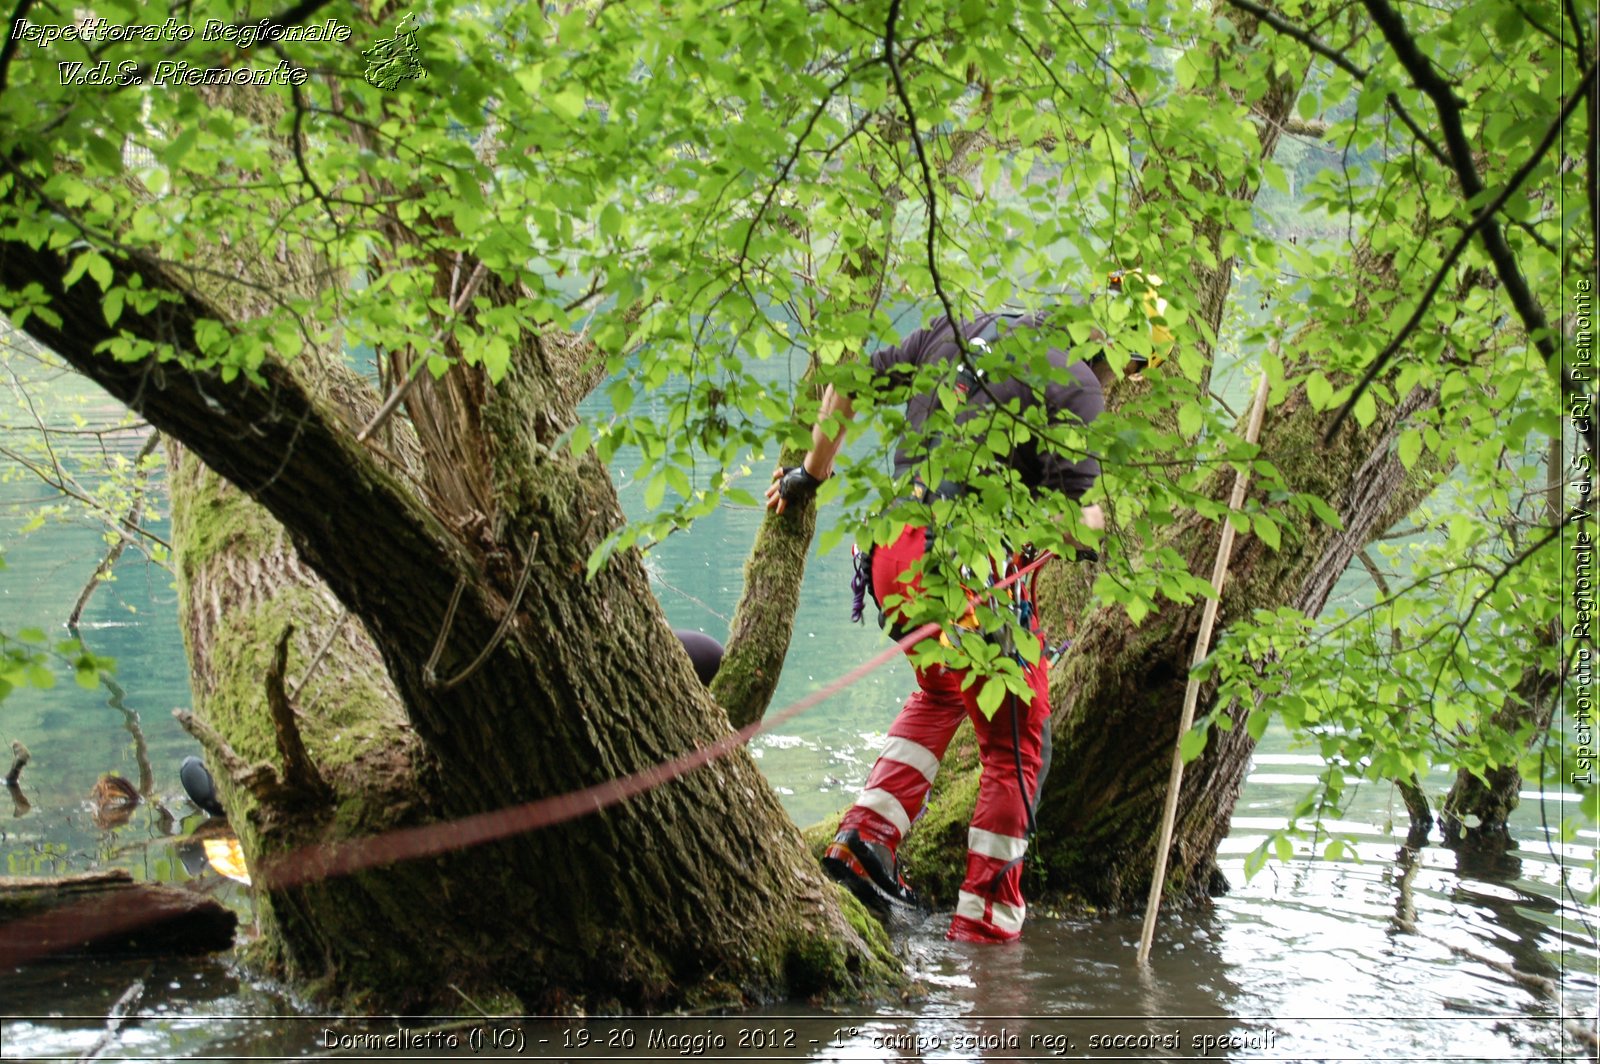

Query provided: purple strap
[850,545,871,624]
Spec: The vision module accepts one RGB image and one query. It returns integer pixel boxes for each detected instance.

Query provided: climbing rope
[0,551,1057,966]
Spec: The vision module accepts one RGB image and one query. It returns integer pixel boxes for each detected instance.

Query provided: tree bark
[0,871,235,959]
[1034,382,1443,909]
[1,185,898,1011]
[1439,621,1562,854]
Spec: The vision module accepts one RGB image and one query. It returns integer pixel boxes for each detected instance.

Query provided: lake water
[0,374,1596,1061]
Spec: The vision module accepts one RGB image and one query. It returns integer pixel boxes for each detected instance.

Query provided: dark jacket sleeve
[869,317,956,384]
[1035,362,1104,500]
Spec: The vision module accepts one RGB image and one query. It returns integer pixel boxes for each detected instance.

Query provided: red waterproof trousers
[837,524,1050,942]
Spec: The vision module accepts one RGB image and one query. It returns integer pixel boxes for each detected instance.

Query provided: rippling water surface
[1,386,1596,1061]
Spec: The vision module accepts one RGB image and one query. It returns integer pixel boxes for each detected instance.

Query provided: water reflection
[2,388,1596,1060]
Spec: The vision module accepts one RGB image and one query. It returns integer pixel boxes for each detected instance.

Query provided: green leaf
[976,676,1005,719]
[1245,708,1270,740]
[86,253,113,292]
[1305,371,1332,410]
[1306,495,1341,527]
[1016,632,1041,665]
[1253,513,1281,550]
[550,86,587,121]
[608,378,635,414]
[63,251,92,289]
[163,126,199,169]
[568,423,593,455]
[103,287,125,327]
[1180,725,1208,763]
[1352,390,1377,428]
[1397,430,1422,470]
[643,471,667,511]
[1178,402,1204,438]
[1244,842,1269,879]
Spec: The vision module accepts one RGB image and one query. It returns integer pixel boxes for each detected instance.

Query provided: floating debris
[90,774,141,829]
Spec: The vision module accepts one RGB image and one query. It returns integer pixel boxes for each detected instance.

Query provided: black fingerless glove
[776,465,826,503]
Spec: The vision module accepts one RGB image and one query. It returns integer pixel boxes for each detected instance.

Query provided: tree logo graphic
[362,13,425,90]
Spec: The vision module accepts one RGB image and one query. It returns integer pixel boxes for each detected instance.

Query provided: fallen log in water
[0,870,235,963]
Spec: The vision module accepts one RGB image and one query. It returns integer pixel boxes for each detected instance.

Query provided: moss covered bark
[1439,620,1562,854]
[5,162,902,1013]
[712,485,820,730]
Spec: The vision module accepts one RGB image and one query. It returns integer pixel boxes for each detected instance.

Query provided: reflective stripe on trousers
[838,524,1050,943]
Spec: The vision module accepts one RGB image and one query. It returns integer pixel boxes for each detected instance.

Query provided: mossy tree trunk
[1438,642,1562,855]
[1037,381,1444,908]
[1,191,898,1012]
[895,3,1475,910]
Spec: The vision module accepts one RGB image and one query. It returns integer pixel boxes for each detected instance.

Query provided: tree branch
[265,625,331,805]
[1326,62,1597,444]
[0,177,513,744]
[1564,0,1589,57]
[0,0,34,96]
[1222,0,1366,81]
[1357,0,1561,386]
[885,0,973,356]
[1222,0,1450,166]
[288,78,344,239]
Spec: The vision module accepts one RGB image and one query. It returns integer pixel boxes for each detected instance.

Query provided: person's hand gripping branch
[765,385,855,515]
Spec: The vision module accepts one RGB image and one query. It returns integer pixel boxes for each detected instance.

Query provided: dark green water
[0,371,1596,1061]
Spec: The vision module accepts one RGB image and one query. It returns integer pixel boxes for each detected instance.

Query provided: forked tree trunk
[1,194,898,1011]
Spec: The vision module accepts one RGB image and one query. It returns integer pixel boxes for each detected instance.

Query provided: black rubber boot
[820,829,921,915]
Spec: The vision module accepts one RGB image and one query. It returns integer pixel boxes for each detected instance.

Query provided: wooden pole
[1136,371,1272,967]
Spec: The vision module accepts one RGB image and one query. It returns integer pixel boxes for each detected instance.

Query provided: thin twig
[421,580,467,689]
[68,433,161,627]
[449,983,491,1020]
[289,611,349,702]
[0,442,172,551]
[78,966,149,1063]
[289,79,343,238]
[4,740,28,787]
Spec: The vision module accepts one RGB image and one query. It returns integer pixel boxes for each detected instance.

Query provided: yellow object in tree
[203,836,252,884]
[1107,268,1175,365]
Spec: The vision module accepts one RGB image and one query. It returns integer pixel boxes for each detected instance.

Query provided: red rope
[257,617,951,889]
[0,551,1055,965]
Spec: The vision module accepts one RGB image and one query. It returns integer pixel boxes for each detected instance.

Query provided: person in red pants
[766,280,1170,942]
